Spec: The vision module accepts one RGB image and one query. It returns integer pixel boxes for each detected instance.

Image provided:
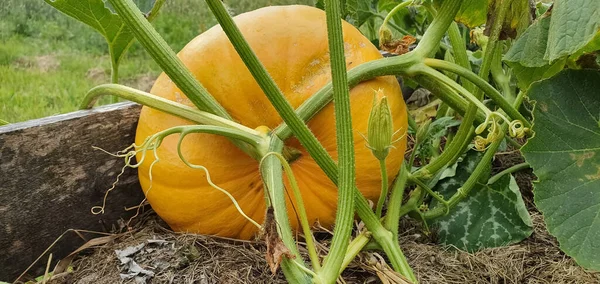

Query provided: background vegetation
[0,0,311,123]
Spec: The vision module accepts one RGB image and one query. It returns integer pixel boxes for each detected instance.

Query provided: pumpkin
[135,5,408,240]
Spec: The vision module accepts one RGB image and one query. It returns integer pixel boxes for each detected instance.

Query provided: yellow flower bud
[470,27,489,50]
[367,90,394,160]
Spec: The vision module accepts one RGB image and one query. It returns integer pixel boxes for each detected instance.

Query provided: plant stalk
[83,84,263,159]
[488,162,530,184]
[384,164,410,237]
[423,59,530,128]
[108,0,230,118]
[318,0,356,281]
[260,137,311,283]
[375,159,389,218]
[264,153,321,271]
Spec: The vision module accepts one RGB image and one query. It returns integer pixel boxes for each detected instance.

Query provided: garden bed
[43,209,599,284]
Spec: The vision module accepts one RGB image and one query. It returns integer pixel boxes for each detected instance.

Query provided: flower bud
[367,91,394,160]
[378,25,393,49]
[470,27,488,50]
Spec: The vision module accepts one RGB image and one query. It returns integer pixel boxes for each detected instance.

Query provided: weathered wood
[0,102,145,281]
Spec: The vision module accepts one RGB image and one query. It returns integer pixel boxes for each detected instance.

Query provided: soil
[33,143,600,284]
[40,208,600,284]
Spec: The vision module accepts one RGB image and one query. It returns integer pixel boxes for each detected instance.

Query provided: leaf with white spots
[431,151,533,252]
[521,69,600,271]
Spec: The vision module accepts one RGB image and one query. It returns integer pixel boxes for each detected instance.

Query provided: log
[0,102,145,281]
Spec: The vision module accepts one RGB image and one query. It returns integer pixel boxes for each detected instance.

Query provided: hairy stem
[488,162,530,184]
[263,153,321,271]
[339,231,372,274]
[447,22,474,92]
[376,159,389,218]
[319,0,356,281]
[260,137,311,282]
[384,164,409,237]
[82,84,263,159]
[423,59,530,128]
[423,125,506,219]
[108,0,230,118]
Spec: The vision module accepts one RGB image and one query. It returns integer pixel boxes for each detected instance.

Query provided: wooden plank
[0,102,145,281]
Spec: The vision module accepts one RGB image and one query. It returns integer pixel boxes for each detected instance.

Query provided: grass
[0,0,311,123]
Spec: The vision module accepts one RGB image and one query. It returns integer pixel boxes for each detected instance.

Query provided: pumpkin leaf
[545,0,600,63]
[43,0,165,71]
[443,0,489,28]
[504,14,551,67]
[509,58,566,90]
[345,0,378,27]
[431,151,533,252]
[521,69,600,271]
[505,1,600,79]
[504,13,564,89]
[433,0,532,35]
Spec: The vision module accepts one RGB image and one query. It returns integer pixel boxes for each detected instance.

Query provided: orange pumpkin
[135,5,408,240]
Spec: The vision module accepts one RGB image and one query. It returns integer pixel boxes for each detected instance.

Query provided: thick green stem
[273,54,421,140]
[414,65,493,117]
[339,231,372,274]
[413,76,486,124]
[108,0,230,118]
[260,137,311,283]
[382,1,413,28]
[488,162,530,184]
[423,59,530,128]
[272,0,464,141]
[319,0,356,281]
[263,153,321,271]
[110,55,119,104]
[447,22,473,93]
[413,0,464,58]
[490,44,515,102]
[384,164,409,237]
[423,125,507,219]
[375,160,389,218]
[82,84,263,159]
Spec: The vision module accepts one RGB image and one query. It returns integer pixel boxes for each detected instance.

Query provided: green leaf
[431,151,533,252]
[504,14,566,89]
[521,69,600,271]
[509,58,566,90]
[345,0,377,27]
[44,0,165,69]
[433,0,531,35]
[504,15,551,67]
[433,0,488,28]
[546,0,600,63]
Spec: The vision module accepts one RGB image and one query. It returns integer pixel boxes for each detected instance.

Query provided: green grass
[0,0,311,123]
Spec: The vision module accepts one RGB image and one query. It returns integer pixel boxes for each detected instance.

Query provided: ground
[32,154,600,284]
[40,208,599,283]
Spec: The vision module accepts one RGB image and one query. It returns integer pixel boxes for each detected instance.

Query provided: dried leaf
[53,235,117,273]
[381,35,417,55]
[263,207,295,274]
